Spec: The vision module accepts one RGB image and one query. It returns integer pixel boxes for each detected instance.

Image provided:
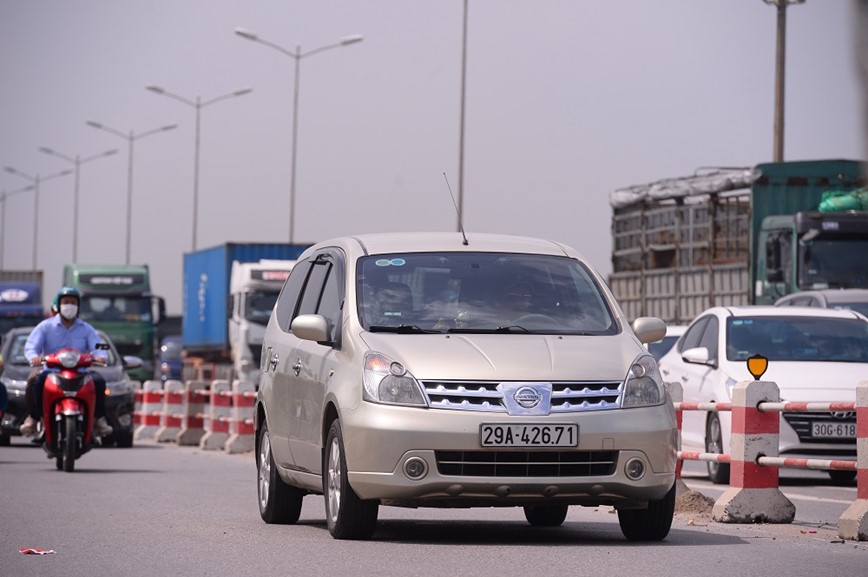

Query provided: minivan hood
[359,331,642,382]
[725,360,865,402]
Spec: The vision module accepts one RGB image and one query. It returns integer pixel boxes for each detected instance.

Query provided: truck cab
[63,264,166,382]
[228,260,294,384]
[752,160,868,304]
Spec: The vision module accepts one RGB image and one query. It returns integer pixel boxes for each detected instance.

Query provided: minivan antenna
[443,172,468,245]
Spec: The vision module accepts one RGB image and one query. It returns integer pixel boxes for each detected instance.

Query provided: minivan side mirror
[291,314,330,344]
[631,317,667,344]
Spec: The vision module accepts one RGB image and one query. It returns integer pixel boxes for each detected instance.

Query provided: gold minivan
[256,232,677,540]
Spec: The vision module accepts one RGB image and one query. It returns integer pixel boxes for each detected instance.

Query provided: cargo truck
[609,159,868,325]
[182,243,308,383]
[62,264,166,382]
[0,270,44,336]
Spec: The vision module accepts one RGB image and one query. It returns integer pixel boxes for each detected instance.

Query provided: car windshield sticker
[374,258,406,267]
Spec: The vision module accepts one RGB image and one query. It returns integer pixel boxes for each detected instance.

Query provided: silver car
[256,232,677,541]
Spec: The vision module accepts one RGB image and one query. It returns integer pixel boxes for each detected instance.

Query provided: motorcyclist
[19,286,113,437]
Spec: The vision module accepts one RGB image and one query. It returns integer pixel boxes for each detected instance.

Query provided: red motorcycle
[40,346,106,472]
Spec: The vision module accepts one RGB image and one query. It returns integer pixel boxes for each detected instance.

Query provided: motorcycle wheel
[63,415,76,472]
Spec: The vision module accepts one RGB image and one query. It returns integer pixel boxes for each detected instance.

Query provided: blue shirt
[24,316,107,365]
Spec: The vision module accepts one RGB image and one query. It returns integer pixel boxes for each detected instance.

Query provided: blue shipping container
[182,243,309,352]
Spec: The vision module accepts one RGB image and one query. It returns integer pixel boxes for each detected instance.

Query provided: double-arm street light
[145,84,253,251]
[0,184,35,268]
[86,120,178,264]
[234,28,363,244]
[3,166,73,270]
[38,145,119,262]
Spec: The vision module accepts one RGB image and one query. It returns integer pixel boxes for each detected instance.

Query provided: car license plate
[811,422,856,439]
[480,424,578,448]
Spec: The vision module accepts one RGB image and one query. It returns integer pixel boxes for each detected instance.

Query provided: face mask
[60,303,78,320]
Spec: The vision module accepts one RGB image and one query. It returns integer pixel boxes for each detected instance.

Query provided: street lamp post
[86,120,178,264]
[0,184,35,268]
[762,0,805,162]
[235,27,362,244]
[145,85,253,251]
[3,166,73,270]
[457,0,469,233]
[38,146,119,262]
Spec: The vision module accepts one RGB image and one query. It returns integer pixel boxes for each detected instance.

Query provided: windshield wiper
[494,325,530,333]
[368,324,439,334]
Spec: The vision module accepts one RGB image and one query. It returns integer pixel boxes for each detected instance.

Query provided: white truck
[227,260,295,384]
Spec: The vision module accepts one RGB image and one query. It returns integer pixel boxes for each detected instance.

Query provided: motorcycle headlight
[363,352,427,407]
[621,354,665,408]
[58,350,81,368]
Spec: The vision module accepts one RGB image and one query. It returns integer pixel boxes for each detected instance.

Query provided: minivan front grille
[422,380,622,413]
[435,450,619,477]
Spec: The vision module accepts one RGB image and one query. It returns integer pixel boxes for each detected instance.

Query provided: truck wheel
[257,421,303,524]
[617,483,675,541]
[706,414,730,484]
[324,419,379,540]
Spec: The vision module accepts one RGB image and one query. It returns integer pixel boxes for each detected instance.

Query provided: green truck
[62,264,166,381]
[609,159,868,324]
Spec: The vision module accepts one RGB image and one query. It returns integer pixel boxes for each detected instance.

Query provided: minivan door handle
[269,351,279,372]
[292,359,302,376]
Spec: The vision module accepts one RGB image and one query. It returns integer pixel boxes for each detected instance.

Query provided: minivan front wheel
[257,421,303,524]
[324,419,379,540]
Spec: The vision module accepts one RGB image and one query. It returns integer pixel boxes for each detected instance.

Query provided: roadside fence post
[199,379,231,451]
[712,380,795,523]
[839,380,868,541]
[176,380,208,446]
[134,380,163,441]
[225,379,256,454]
[155,379,184,443]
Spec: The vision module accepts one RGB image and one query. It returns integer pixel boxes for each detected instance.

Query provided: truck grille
[782,412,857,445]
[422,380,622,413]
[435,450,618,477]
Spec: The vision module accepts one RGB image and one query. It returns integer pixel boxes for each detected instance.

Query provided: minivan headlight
[363,352,427,407]
[621,354,664,408]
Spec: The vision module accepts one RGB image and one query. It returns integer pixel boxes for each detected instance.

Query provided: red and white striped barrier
[156,380,185,442]
[839,381,868,541]
[674,379,868,540]
[134,380,164,441]
[199,380,232,451]
[177,381,208,446]
[225,380,256,454]
[712,380,795,523]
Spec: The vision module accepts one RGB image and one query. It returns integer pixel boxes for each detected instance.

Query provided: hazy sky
[1,1,864,315]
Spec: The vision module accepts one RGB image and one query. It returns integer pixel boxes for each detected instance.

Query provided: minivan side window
[297,256,343,344]
[275,259,311,332]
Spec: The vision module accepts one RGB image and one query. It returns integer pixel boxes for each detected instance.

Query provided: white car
[658,305,868,484]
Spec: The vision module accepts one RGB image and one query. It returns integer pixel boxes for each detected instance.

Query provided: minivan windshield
[357,252,617,335]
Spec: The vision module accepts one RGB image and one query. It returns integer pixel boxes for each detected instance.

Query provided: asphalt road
[1,437,865,577]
